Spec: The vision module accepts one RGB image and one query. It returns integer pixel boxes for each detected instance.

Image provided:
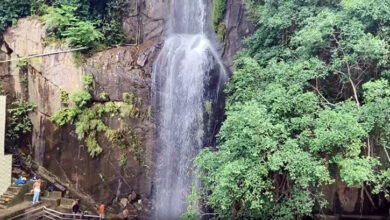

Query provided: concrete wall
[0,96,12,195]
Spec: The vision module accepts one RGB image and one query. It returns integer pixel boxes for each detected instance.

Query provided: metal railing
[7,206,101,220]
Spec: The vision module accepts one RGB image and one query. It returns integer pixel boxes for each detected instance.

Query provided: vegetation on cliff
[52,75,144,166]
[7,101,37,147]
[212,0,227,42]
[0,0,127,50]
[0,0,30,33]
[194,0,390,219]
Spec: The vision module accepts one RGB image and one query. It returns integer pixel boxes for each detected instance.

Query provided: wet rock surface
[121,0,168,43]
[223,0,256,71]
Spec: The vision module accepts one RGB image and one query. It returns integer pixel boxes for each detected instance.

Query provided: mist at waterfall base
[151,0,226,219]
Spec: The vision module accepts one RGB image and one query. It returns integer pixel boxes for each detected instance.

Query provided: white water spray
[152,0,226,219]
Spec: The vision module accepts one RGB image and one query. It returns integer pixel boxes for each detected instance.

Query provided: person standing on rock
[99,202,105,219]
[32,179,41,205]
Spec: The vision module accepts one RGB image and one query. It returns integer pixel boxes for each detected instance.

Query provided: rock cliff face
[0,0,253,216]
[0,17,158,216]
[223,0,256,70]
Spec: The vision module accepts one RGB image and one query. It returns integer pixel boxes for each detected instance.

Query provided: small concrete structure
[0,96,12,196]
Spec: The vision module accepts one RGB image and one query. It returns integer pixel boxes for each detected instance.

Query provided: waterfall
[152,0,226,219]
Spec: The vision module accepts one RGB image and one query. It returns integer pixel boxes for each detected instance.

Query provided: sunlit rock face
[0,18,157,216]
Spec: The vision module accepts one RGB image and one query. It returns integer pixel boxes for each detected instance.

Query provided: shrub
[60,89,69,105]
[43,5,103,49]
[70,91,91,108]
[212,0,227,30]
[99,92,109,101]
[217,23,226,42]
[82,74,94,90]
[62,20,103,48]
[7,101,37,144]
[0,0,31,33]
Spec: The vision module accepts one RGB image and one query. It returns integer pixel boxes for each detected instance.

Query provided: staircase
[0,184,26,209]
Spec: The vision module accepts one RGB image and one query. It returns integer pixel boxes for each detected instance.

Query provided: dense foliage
[7,101,37,146]
[212,0,226,30]
[51,75,144,165]
[194,0,390,219]
[0,0,30,32]
[0,0,127,50]
[212,0,227,42]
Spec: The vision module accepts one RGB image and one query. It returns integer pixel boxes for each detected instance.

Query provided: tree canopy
[0,0,128,50]
[193,0,390,219]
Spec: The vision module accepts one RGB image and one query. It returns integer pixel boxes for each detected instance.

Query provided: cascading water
[152,0,226,219]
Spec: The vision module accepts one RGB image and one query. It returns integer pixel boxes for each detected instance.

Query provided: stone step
[7,186,21,193]
[0,196,11,202]
[0,204,7,209]
[41,197,60,207]
[60,197,74,207]
[2,193,16,198]
[44,190,62,199]
[24,193,34,202]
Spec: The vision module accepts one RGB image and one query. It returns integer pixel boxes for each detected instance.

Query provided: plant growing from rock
[7,101,37,145]
[99,92,110,101]
[119,154,127,167]
[212,0,227,31]
[60,89,69,105]
[0,84,5,95]
[52,78,144,159]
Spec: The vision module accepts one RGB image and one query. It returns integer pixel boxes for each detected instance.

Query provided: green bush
[52,79,145,158]
[82,74,94,90]
[2,0,127,50]
[70,91,92,108]
[43,6,103,49]
[212,0,227,30]
[60,89,69,105]
[217,23,226,42]
[51,108,80,127]
[7,101,37,144]
[30,0,48,15]
[102,0,127,46]
[0,0,30,33]
[62,20,103,48]
[99,92,109,101]
[43,6,78,39]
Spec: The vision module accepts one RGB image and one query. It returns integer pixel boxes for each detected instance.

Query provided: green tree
[0,0,30,33]
[194,0,390,218]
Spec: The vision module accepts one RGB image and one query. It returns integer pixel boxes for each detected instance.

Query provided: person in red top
[99,202,105,219]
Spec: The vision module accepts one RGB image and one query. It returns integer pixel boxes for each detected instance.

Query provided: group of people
[72,200,105,219]
[14,174,41,205]
[26,174,109,219]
